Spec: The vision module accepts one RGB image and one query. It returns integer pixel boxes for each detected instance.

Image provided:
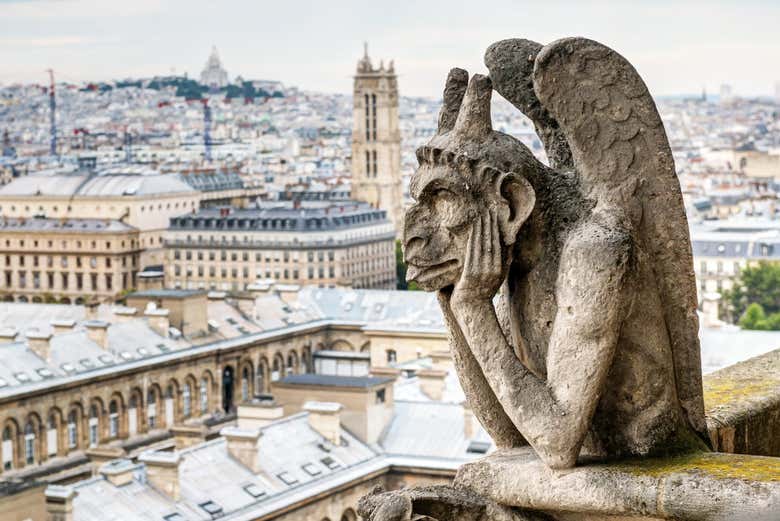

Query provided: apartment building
[0,217,141,303]
[163,201,397,290]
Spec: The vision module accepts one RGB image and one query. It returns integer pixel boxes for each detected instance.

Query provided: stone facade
[0,218,141,303]
[351,44,403,233]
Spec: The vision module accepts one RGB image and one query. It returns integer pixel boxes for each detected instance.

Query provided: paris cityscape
[1,2,780,520]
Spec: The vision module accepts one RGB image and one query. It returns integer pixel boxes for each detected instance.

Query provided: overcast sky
[1,0,778,98]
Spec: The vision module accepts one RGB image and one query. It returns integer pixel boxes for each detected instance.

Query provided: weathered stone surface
[704,348,780,456]
[455,447,780,521]
[402,36,707,469]
[357,485,551,521]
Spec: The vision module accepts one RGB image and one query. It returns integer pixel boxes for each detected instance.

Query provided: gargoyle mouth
[406,259,459,283]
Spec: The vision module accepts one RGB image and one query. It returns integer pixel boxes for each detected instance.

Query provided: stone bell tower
[351,43,403,232]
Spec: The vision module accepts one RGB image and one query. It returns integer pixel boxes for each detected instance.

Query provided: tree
[724,261,780,321]
[739,303,767,330]
[395,240,419,291]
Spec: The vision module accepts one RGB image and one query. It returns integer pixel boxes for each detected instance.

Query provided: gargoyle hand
[452,207,505,304]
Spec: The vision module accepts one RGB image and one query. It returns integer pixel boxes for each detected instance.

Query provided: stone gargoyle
[361,36,713,521]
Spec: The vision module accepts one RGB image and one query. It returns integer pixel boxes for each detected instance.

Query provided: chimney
[27,330,53,361]
[464,405,478,439]
[417,369,448,401]
[430,349,454,372]
[45,485,77,521]
[111,306,137,323]
[84,320,109,349]
[145,307,170,338]
[221,426,262,473]
[0,327,18,343]
[369,366,401,378]
[237,398,285,429]
[51,319,76,334]
[99,459,136,487]
[304,401,342,445]
[139,451,181,501]
[85,300,99,320]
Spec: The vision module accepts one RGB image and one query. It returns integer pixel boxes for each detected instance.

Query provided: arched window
[67,411,78,449]
[147,390,157,429]
[88,405,99,447]
[200,378,209,414]
[183,384,192,418]
[271,357,281,382]
[109,401,119,438]
[47,414,58,457]
[241,368,250,402]
[286,353,296,376]
[128,395,139,436]
[24,422,35,465]
[164,385,175,427]
[2,426,13,470]
[256,362,266,394]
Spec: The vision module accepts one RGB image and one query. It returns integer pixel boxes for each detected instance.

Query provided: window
[386,350,397,363]
[277,471,299,485]
[67,411,78,449]
[321,456,340,470]
[24,422,35,465]
[89,405,99,447]
[2,426,13,470]
[199,501,224,519]
[302,463,322,476]
[148,390,157,428]
[243,483,266,499]
[200,378,208,413]
[109,401,119,438]
[163,514,186,521]
[376,389,386,404]
[183,384,192,418]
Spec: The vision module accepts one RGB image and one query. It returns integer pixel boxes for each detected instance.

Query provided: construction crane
[202,99,212,162]
[46,69,57,157]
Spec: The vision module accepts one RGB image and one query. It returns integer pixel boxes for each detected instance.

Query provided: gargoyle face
[403,159,535,291]
[403,163,476,291]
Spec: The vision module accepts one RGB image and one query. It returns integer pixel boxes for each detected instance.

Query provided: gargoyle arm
[451,216,631,468]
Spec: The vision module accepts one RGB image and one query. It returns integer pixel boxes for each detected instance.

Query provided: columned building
[351,44,403,233]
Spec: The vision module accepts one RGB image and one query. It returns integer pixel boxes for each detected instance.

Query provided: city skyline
[1,0,779,98]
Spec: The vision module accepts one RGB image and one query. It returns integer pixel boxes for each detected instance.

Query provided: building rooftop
[168,201,389,233]
[0,216,137,233]
[0,170,197,198]
[277,374,394,388]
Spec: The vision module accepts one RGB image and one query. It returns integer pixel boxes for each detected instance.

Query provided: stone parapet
[704,348,780,457]
[455,447,780,520]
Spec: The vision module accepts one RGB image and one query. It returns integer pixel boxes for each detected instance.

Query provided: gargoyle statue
[403,36,710,470]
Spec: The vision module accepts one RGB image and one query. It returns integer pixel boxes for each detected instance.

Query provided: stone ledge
[454,447,780,520]
[704,348,780,456]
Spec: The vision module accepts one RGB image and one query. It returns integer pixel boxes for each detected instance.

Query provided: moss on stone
[704,377,779,412]
[616,451,780,482]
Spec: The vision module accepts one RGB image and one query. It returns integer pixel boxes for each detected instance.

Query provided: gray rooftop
[0,170,196,198]
[278,374,393,388]
[0,217,136,233]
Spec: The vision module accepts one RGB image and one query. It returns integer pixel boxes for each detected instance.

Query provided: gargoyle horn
[452,74,493,141]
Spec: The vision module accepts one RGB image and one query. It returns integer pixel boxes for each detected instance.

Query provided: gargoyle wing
[531,37,708,443]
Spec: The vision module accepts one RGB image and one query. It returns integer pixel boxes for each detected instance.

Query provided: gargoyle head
[403,71,537,291]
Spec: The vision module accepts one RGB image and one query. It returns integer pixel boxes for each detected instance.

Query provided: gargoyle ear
[496,172,535,246]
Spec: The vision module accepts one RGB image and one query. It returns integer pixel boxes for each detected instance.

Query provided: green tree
[739,302,767,330]
[395,239,419,291]
[724,261,780,321]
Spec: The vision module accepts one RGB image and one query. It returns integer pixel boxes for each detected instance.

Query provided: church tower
[351,43,403,232]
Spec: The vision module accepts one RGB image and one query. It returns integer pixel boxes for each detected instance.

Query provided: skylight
[79,358,94,369]
[198,501,223,519]
[301,463,322,476]
[120,351,134,361]
[277,472,299,486]
[242,483,266,499]
[14,372,30,383]
[61,363,76,373]
[99,354,114,365]
[36,368,54,379]
[321,457,340,470]
[162,514,186,521]
[137,347,149,356]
